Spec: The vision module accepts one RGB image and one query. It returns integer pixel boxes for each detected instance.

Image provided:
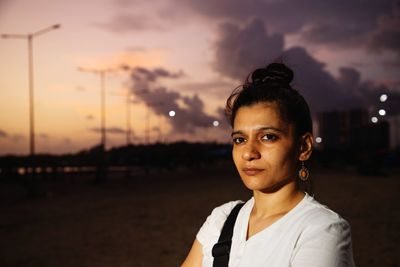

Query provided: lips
[242,167,264,176]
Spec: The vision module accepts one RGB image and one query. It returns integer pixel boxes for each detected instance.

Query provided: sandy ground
[0,163,399,267]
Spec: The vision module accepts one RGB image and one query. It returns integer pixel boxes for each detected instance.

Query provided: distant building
[317,109,390,151]
[318,109,368,150]
[352,121,390,151]
[387,115,400,149]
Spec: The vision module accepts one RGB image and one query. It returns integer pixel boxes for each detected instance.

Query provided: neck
[252,182,305,218]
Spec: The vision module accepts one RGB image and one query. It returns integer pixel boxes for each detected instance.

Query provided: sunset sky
[1,0,399,155]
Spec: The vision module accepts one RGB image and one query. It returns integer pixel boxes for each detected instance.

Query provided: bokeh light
[168,110,176,117]
[213,120,219,127]
[378,109,386,116]
[380,94,388,102]
[371,116,378,123]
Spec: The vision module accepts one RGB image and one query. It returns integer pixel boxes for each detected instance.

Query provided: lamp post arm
[32,24,61,37]
[1,33,27,39]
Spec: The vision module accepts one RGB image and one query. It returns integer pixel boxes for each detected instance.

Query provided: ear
[298,133,313,161]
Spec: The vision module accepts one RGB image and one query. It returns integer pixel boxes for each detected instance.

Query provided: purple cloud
[213,19,284,81]
[171,0,392,38]
[104,0,398,65]
[212,19,400,114]
[127,67,222,133]
[367,3,400,63]
[94,13,166,33]
[178,80,236,98]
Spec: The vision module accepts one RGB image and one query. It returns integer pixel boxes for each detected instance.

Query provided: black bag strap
[212,202,245,267]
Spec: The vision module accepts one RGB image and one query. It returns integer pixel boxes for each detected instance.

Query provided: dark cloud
[282,47,361,112]
[285,49,400,115]
[128,66,185,82]
[94,13,165,33]
[349,61,372,69]
[178,80,236,97]
[337,67,361,91]
[90,127,126,134]
[169,0,397,60]
[0,129,7,138]
[367,2,400,63]
[300,23,369,47]
[106,0,397,58]
[214,19,284,81]
[350,79,400,116]
[128,67,222,133]
[296,1,392,47]
[106,0,399,116]
[213,19,400,114]
[176,0,392,37]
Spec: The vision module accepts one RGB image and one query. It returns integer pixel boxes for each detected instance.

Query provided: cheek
[264,146,294,168]
[275,147,298,170]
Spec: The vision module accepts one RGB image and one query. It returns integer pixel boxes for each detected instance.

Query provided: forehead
[233,102,291,131]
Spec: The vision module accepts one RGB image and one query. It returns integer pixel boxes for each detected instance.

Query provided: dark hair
[225,62,313,137]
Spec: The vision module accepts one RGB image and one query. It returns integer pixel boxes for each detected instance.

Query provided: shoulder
[196,200,245,246]
[299,194,351,232]
[290,195,355,266]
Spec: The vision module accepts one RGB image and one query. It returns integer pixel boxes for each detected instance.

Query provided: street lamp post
[129,89,149,144]
[120,65,136,145]
[78,68,115,150]
[126,91,132,145]
[145,101,164,144]
[1,24,61,156]
[78,67,116,183]
[119,65,165,145]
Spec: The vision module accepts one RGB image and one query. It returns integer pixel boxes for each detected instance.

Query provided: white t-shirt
[196,193,356,267]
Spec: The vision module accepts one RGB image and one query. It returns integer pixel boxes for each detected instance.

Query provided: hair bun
[251,63,293,85]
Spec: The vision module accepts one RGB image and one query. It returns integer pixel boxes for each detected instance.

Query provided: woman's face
[232,102,302,192]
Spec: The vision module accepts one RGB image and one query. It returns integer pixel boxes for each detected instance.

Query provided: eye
[232,137,246,144]
[261,134,277,142]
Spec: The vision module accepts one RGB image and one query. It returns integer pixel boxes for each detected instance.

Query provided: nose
[242,141,261,161]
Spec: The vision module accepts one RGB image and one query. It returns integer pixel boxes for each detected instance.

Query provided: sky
[0,0,399,155]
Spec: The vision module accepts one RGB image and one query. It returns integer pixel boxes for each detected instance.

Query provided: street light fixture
[168,110,176,117]
[1,24,61,156]
[380,94,388,102]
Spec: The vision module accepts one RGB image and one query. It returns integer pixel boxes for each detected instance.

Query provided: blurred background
[0,0,399,266]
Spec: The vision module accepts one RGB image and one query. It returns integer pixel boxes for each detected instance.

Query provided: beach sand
[0,163,399,266]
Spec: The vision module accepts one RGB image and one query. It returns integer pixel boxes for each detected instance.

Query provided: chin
[240,174,292,193]
[240,175,271,191]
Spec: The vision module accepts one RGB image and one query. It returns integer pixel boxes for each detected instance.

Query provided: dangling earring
[298,161,309,181]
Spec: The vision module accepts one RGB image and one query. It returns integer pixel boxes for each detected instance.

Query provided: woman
[181,62,356,267]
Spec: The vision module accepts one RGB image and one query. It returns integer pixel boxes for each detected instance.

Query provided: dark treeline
[0,142,233,178]
[0,141,399,180]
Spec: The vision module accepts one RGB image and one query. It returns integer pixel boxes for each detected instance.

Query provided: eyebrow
[231,126,285,137]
